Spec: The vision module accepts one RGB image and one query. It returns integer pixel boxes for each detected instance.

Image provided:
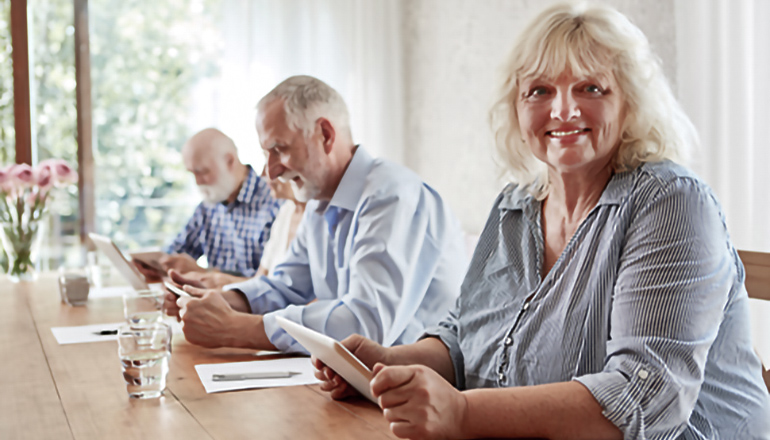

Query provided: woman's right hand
[312,334,390,400]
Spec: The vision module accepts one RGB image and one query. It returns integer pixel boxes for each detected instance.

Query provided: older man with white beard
[135,128,281,280]
[163,76,468,354]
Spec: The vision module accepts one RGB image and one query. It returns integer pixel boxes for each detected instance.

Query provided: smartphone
[164,281,192,298]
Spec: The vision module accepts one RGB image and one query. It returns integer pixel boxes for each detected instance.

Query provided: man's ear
[317,118,336,154]
[224,153,235,170]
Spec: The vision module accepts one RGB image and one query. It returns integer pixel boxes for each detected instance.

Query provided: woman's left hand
[371,363,468,440]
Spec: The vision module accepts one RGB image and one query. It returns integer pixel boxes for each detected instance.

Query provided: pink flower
[9,163,35,189]
[35,163,55,191]
[38,159,78,186]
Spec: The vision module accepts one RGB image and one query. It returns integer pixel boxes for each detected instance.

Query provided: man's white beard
[198,171,238,205]
[279,171,320,203]
[289,177,321,203]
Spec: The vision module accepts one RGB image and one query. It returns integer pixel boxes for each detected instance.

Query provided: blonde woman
[314,3,770,439]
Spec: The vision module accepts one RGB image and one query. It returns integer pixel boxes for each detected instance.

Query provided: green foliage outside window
[89,0,221,249]
[0,0,14,164]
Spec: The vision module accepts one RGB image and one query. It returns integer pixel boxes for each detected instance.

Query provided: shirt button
[523,302,530,311]
[637,369,649,380]
[504,337,513,346]
[498,373,506,382]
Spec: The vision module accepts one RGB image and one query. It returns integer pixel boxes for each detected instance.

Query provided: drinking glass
[117,323,172,399]
[58,266,90,306]
[122,289,164,329]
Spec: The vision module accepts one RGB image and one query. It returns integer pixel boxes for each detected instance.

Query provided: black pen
[93,329,118,335]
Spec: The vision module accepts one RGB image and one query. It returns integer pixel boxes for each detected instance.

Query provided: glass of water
[58,266,90,306]
[118,323,172,399]
[122,289,164,329]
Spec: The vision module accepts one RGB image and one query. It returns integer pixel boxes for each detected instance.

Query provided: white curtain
[676,0,770,252]
[187,0,405,169]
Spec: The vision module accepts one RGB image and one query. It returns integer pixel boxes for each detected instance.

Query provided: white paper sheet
[51,317,183,345]
[195,357,320,393]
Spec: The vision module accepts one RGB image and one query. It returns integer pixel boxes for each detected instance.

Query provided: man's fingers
[183,285,207,298]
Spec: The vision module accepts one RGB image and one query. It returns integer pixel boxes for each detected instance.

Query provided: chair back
[738,250,770,392]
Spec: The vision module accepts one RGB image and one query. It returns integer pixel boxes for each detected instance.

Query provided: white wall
[401,0,677,234]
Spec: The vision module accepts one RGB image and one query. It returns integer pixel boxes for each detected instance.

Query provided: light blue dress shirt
[227,147,468,353]
[427,161,770,439]
[165,166,282,277]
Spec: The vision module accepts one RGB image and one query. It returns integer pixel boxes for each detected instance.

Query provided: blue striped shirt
[165,166,282,277]
[428,160,770,439]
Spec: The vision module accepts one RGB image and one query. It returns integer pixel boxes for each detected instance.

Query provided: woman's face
[516,70,626,177]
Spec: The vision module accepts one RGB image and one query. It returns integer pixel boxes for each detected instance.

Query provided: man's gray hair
[257,75,351,138]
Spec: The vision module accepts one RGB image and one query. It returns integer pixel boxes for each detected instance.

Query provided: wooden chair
[737,250,770,392]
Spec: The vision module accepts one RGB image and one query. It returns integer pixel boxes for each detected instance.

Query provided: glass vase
[0,218,47,283]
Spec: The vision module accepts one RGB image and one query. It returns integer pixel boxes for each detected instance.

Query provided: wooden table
[1,274,398,439]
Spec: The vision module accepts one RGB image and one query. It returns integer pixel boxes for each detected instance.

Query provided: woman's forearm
[387,336,456,385]
[461,381,622,440]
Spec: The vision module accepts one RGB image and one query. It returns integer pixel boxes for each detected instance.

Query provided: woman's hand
[371,364,468,440]
[312,334,390,400]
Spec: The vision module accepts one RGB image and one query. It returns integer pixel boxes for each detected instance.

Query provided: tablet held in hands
[275,316,375,403]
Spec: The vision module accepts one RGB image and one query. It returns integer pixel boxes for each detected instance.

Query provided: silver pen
[212,371,302,381]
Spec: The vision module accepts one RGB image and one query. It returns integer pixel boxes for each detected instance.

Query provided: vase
[0,218,47,283]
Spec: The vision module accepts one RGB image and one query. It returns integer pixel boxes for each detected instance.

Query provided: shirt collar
[325,146,373,213]
[498,166,638,213]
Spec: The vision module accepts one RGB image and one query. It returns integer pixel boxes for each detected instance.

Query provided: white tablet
[88,233,149,291]
[275,316,375,403]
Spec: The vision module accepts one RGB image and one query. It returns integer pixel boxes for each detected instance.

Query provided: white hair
[490,1,699,198]
[257,75,351,139]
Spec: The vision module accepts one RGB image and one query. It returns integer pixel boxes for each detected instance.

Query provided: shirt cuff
[262,306,310,354]
[574,359,682,439]
[421,324,465,390]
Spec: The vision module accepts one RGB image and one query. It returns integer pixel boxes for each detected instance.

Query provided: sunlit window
[28,0,79,266]
[0,0,13,165]
[89,0,223,251]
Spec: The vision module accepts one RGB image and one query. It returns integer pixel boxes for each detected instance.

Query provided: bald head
[182,128,247,204]
[182,128,238,160]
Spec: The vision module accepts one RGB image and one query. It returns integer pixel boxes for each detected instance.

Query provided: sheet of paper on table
[51,317,183,345]
[195,357,320,393]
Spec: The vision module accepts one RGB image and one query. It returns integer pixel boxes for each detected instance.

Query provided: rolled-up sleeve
[575,177,735,438]
[423,307,466,389]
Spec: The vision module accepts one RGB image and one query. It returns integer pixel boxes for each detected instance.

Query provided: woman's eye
[585,84,603,94]
[525,86,549,98]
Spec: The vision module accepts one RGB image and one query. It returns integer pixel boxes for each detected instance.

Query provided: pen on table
[93,329,118,335]
[212,371,301,381]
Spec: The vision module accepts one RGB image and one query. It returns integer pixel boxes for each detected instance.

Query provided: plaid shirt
[164,166,281,277]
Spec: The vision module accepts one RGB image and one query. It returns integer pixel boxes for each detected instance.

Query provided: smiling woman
[314,2,770,439]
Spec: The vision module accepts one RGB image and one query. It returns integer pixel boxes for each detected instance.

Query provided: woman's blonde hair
[490,2,698,198]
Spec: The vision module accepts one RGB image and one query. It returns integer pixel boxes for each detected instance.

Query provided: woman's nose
[550,90,581,121]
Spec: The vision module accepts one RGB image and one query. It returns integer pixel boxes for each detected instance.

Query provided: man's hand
[159,253,205,274]
[162,269,206,319]
[312,334,390,400]
[371,364,469,440]
[132,260,164,283]
[171,270,248,289]
[176,286,241,348]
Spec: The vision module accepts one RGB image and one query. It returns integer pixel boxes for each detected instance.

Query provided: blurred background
[1,0,768,272]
